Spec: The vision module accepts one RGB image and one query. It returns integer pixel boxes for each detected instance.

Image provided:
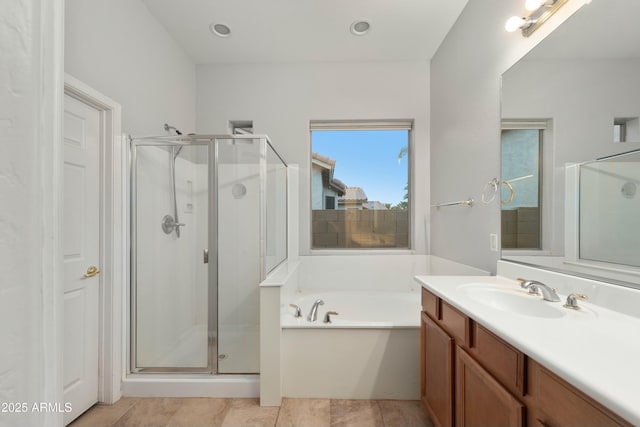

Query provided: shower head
[164,123,183,135]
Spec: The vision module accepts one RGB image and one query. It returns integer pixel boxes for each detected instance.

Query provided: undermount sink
[458,284,566,318]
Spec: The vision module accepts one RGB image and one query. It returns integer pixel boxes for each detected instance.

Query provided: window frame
[309,120,414,252]
[501,119,554,255]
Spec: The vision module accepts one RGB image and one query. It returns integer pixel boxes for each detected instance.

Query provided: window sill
[310,249,415,256]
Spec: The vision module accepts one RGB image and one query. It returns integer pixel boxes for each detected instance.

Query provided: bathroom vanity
[416,276,638,427]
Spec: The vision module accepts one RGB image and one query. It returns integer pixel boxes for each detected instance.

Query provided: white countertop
[414,275,640,426]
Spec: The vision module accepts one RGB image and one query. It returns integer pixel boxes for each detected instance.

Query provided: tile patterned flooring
[69,397,433,427]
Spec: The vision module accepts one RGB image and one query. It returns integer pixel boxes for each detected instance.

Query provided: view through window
[311,127,410,249]
[501,127,542,249]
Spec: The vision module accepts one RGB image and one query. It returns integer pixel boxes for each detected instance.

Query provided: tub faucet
[323,311,339,324]
[517,278,561,302]
[307,299,324,322]
[289,304,302,318]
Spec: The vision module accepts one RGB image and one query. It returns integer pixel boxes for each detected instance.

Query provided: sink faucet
[517,278,561,302]
[307,299,324,322]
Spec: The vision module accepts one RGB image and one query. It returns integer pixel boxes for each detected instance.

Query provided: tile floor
[69,397,434,427]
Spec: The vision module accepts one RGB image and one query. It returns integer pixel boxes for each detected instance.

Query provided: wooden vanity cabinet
[420,312,454,427]
[420,289,522,427]
[419,288,631,427]
[456,347,525,427]
[526,360,632,427]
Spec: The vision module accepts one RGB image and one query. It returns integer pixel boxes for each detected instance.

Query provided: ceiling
[142,0,469,64]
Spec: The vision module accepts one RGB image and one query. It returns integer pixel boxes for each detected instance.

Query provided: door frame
[64,74,124,405]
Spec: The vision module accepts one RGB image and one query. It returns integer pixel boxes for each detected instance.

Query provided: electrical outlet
[490,234,498,252]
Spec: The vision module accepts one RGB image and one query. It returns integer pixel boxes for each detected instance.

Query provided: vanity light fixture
[525,0,554,11]
[209,23,231,38]
[350,20,371,36]
[505,0,568,37]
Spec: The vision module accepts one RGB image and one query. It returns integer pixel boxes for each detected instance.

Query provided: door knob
[84,266,101,278]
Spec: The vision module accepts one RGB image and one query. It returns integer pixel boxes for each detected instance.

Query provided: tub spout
[307,299,324,322]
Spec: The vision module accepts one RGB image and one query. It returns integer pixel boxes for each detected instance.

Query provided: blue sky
[312,130,408,205]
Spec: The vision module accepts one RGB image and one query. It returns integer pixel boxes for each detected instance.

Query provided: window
[310,120,412,249]
[325,195,336,210]
[229,120,253,135]
[501,121,545,249]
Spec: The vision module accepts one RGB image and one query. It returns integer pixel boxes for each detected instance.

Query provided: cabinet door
[527,360,632,427]
[421,312,454,427]
[456,347,524,427]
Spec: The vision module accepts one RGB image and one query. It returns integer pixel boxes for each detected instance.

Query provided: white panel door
[63,94,101,425]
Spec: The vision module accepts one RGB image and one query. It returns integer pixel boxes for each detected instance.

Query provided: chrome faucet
[564,293,588,310]
[289,304,302,318]
[307,299,324,322]
[323,311,338,324]
[517,278,561,302]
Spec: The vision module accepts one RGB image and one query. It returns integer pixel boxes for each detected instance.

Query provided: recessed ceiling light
[350,20,370,36]
[209,23,231,38]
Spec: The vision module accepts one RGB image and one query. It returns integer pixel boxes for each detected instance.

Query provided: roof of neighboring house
[364,201,388,210]
[339,186,368,202]
[312,152,346,196]
[311,152,336,168]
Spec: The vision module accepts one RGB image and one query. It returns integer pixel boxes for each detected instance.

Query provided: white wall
[196,61,430,255]
[0,1,64,426]
[296,255,488,292]
[65,0,196,135]
[429,0,589,273]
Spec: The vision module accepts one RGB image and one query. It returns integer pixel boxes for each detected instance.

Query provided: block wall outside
[501,207,540,249]
[312,209,409,249]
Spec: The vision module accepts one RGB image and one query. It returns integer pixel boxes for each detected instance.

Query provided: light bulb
[525,0,555,11]
[525,0,544,11]
[505,16,526,32]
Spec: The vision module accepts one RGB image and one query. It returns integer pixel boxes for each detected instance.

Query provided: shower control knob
[161,214,186,235]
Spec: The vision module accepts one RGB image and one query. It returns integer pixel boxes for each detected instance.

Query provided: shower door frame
[128,134,284,375]
[129,137,218,374]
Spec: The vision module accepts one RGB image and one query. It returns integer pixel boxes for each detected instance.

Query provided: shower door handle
[203,249,209,264]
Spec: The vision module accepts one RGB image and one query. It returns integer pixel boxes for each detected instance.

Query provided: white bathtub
[259,255,489,404]
[280,289,421,400]
[282,290,420,328]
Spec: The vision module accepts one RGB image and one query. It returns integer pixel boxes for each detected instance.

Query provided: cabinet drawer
[440,301,469,345]
[527,360,632,427]
[469,323,525,396]
[421,288,439,319]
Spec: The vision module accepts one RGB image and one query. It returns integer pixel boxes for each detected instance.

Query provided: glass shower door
[216,137,261,373]
[132,142,211,372]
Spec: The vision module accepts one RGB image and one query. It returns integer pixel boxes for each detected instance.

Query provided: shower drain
[218,354,228,360]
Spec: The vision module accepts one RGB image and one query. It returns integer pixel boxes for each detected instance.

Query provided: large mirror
[501,0,640,289]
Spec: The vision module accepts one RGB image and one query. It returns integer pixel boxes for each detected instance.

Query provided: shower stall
[129,134,287,375]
